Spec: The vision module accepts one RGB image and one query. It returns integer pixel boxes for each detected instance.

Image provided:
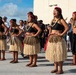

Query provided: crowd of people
[0,7,76,74]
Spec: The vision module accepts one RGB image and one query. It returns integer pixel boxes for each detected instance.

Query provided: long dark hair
[0,16,4,26]
[54,7,63,19]
[28,12,38,24]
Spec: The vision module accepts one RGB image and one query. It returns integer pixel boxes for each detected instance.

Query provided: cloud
[0,3,33,20]
[0,3,18,16]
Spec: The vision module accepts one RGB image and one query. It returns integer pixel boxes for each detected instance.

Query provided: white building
[34,0,76,24]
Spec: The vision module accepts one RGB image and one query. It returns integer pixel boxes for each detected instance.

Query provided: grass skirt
[9,36,22,52]
[23,36,40,45]
[45,37,67,62]
[24,36,40,55]
[0,39,7,50]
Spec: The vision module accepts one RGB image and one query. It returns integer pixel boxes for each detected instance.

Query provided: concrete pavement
[0,51,76,75]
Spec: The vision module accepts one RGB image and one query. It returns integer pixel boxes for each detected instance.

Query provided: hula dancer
[24,12,41,67]
[9,19,23,63]
[0,16,8,60]
[45,7,69,74]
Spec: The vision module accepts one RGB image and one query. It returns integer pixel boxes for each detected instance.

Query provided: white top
[19,25,25,31]
[19,25,25,37]
[4,22,9,28]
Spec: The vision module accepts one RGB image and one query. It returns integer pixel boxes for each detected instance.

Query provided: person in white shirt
[19,20,25,58]
[2,16,9,37]
[19,20,25,37]
[2,16,9,28]
[2,16,10,49]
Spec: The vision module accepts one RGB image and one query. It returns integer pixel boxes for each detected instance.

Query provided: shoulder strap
[31,23,34,27]
[51,18,60,27]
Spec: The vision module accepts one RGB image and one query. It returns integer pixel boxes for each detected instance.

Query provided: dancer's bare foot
[10,60,15,63]
[29,64,37,67]
[0,58,6,61]
[13,61,19,63]
[51,69,58,73]
[56,70,64,74]
[26,63,32,66]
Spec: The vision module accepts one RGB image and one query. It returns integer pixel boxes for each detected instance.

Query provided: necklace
[51,19,59,27]
[25,25,30,31]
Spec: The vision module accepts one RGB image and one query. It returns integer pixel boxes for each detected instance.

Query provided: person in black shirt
[69,12,76,65]
[38,20,45,49]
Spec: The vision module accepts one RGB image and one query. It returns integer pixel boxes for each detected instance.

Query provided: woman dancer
[9,19,22,63]
[0,16,8,60]
[24,12,41,67]
[45,7,69,74]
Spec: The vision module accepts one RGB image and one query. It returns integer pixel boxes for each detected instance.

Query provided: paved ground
[0,50,76,75]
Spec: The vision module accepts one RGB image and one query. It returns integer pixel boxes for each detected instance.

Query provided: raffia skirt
[23,36,40,55]
[0,39,7,50]
[9,36,22,52]
[45,35,67,62]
